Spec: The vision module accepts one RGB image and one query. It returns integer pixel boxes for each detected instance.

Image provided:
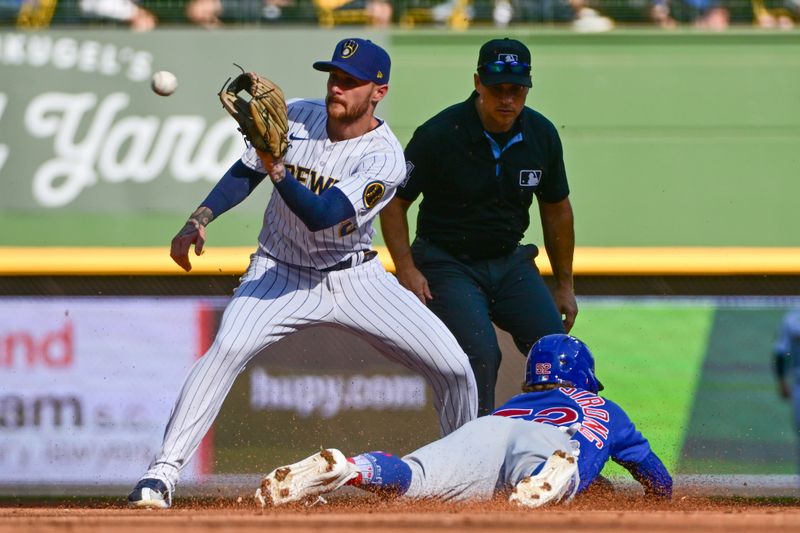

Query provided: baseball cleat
[255,448,358,507]
[127,478,172,509]
[509,449,580,508]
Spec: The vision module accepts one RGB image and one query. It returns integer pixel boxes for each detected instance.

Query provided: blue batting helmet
[524,334,604,393]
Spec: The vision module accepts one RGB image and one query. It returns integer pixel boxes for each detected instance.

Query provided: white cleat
[127,478,172,509]
[509,449,580,508]
[255,448,358,507]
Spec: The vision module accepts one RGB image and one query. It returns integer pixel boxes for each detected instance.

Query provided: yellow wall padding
[0,247,798,276]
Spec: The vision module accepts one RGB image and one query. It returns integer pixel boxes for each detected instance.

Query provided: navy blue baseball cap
[313,38,390,85]
[477,38,532,88]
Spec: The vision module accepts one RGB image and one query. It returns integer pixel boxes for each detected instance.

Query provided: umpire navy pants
[412,238,564,416]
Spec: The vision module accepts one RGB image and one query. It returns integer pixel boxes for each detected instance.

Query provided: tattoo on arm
[179,206,214,235]
[190,207,213,226]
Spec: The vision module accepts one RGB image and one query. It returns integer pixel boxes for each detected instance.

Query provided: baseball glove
[219,71,289,158]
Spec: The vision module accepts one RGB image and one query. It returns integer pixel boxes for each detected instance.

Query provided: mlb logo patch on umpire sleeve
[520,170,542,187]
[400,161,415,188]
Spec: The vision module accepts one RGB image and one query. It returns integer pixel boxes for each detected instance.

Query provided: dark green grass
[572,303,713,476]
[679,308,795,475]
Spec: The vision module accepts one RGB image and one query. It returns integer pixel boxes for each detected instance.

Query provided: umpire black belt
[320,250,378,272]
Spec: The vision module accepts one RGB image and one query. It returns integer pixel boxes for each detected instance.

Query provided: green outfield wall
[1,29,798,247]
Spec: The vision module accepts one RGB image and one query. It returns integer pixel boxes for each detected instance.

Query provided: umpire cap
[477,38,532,88]
[313,38,391,85]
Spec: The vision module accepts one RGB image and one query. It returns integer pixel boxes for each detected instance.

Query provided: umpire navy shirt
[399,91,569,260]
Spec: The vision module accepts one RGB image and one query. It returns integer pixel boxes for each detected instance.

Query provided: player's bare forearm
[381,198,432,302]
[170,206,213,272]
[381,197,414,269]
[539,197,575,286]
[539,197,577,331]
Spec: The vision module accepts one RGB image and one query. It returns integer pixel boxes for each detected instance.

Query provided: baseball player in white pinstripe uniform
[127,38,478,509]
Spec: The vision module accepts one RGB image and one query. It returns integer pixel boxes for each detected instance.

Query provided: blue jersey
[493,387,672,497]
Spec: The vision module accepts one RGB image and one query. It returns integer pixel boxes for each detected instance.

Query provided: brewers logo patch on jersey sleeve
[363,181,386,209]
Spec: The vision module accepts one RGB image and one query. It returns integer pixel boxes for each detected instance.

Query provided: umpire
[381,38,577,415]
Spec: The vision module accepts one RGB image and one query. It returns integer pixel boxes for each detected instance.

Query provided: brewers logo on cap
[340,40,359,59]
[313,38,391,84]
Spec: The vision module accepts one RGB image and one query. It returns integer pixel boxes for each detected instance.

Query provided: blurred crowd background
[3,0,799,33]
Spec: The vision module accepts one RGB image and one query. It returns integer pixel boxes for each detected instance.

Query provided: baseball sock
[346,452,412,495]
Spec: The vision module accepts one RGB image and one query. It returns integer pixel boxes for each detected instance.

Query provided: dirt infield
[2,493,800,533]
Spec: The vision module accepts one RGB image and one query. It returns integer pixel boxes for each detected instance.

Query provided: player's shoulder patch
[362,181,386,209]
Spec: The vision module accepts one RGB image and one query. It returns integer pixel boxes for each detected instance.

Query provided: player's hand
[255,148,286,183]
[170,207,212,272]
[554,284,578,333]
[396,265,432,304]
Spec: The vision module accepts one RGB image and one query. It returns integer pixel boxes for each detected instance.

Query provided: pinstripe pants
[142,252,478,490]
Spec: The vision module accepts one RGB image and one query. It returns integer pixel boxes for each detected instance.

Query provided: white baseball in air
[151,70,178,96]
